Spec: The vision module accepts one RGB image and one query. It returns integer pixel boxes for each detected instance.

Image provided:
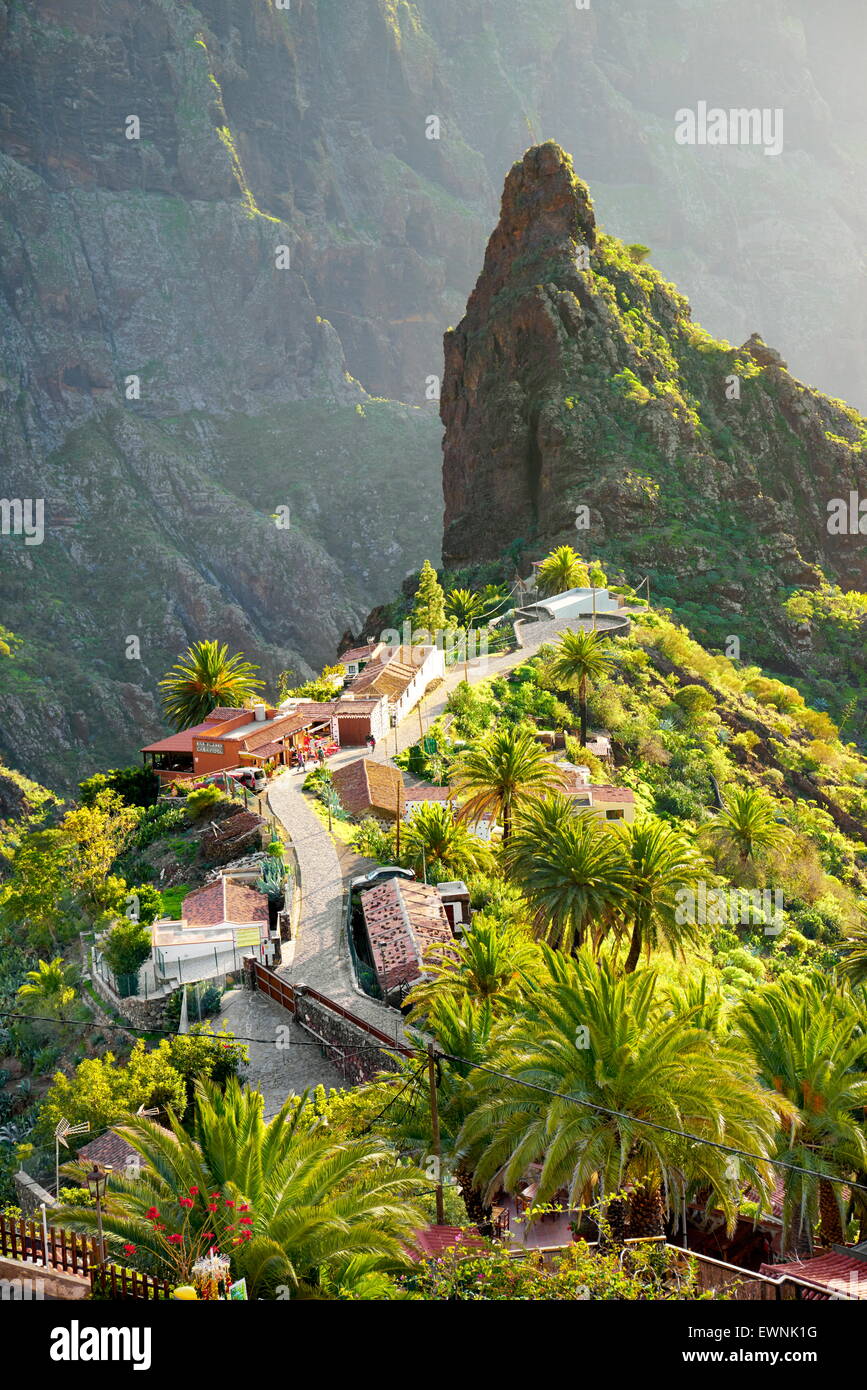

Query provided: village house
[337,641,386,680]
[151,869,276,984]
[520,582,626,625]
[402,783,494,840]
[557,761,636,823]
[332,757,404,823]
[142,696,388,784]
[345,644,446,727]
[358,876,455,1005]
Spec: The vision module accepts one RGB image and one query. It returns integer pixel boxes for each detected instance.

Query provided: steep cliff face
[442,143,867,678]
[0,0,446,789]
[4,0,867,789]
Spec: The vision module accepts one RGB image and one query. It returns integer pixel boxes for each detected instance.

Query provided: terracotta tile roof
[564,784,635,803]
[338,642,383,664]
[332,697,383,715]
[183,877,268,926]
[360,877,453,993]
[349,662,413,700]
[287,701,340,720]
[141,721,211,754]
[78,1130,139,1170]
[346,645,435,702]
[332,758,404,819]
[205,707,248,721]
[244,740,283,759]
[404,785,454,802]
[408,1226,488,1261]
[760,1252,867,1298]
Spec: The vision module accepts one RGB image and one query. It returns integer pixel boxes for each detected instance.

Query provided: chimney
[253,704,267,722]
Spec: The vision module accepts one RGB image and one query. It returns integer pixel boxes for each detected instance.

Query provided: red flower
[189,1187,199,1196]
[146,1207,159,1220]
[239,1217,252,1226]
[168,1233,183,1245]
[207,1203,219,1212]
[239,1204,249,1212]
[202,1233,215,1241]
[225,1200,235,1208]
[179,1198,194,1209]
[123,1244,136,1255]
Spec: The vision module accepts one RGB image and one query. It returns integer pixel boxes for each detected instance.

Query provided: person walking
[317,744,326,766]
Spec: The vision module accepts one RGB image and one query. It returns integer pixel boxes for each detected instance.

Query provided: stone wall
[13,1170,57,1217]
[293,991,403,1086]
[89,969,168,1033]
[0,1256,90,1301]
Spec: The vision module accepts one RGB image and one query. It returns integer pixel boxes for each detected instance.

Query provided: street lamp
[85,1163,112,1267]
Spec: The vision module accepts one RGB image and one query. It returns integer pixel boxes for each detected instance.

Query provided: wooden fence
[90,1264,171,1301]
[0,1213,170,1300]
[247,960,413,1057]
[250,959,296,1013]
[1,1211,97,1276]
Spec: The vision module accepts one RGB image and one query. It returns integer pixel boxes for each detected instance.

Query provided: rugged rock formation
[4,2,867,786]
[442,142,867,677]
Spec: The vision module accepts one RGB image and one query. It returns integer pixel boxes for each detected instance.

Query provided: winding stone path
[228,609,634,1097]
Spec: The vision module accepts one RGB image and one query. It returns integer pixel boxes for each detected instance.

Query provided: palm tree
[704,787,789,874]
[503,794,628,954]
[17,957,76,1020]
[535,545,589,597]
[64,1079,428,1297]
[838,922,867,986]
[548,628,617,745]
[458,949,783,1238]
[738,979,867,1252]
[451,725,563,842]
[615,818,707,974]
[159,640,264,730]
[445,588,484,630]
[401,801,493,882]
[377,998,500,1222]
[405,916,540,1022]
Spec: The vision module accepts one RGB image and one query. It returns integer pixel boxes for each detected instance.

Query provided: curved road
[225,609,634,1097]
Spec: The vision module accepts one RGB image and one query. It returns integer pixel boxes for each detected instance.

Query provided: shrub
[349,819,396,862]
[185,786,224,819]
[101,919,152,986]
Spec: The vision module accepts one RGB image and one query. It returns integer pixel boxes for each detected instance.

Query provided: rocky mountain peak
[441,141,867,682]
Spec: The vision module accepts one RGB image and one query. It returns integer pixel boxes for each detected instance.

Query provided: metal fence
[93,944,274,1001]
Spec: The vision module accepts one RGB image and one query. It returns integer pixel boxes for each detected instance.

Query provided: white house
[520,586,624,624]
[151,869,277,984]
[346,644,446,727]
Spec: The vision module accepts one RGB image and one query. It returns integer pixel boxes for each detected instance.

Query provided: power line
[435,1048,867,1200]
[0,1009,404,1052]
[6,1009,865,1200]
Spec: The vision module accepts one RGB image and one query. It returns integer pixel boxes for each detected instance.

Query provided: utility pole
[427,1043,445,1224]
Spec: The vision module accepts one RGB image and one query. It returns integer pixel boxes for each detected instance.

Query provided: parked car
[349,865,416,894]
[227,766,267,793]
